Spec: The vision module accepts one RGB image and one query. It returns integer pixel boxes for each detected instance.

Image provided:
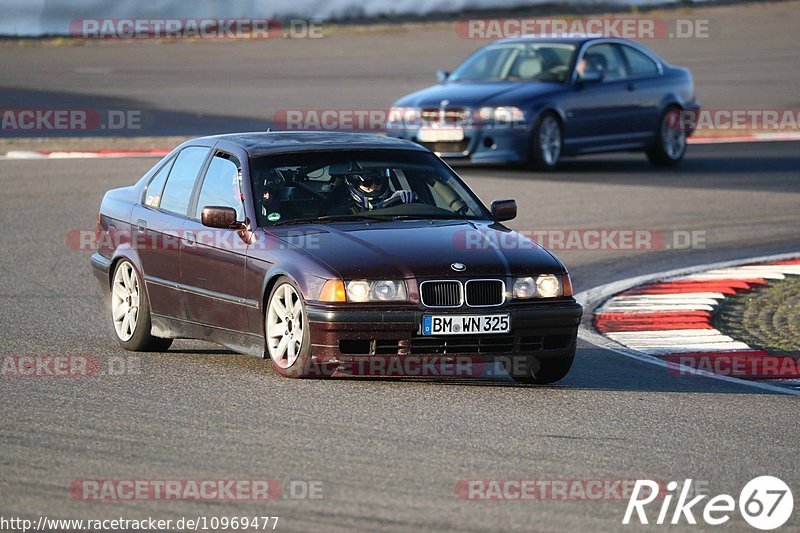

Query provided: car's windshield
[249,150,491,227]
[450,43,577,83]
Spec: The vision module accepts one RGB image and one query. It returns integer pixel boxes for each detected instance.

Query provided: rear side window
[144,157,175,208]
[621,45,659,77]
[159,146,210,216]
[195,153,244,220]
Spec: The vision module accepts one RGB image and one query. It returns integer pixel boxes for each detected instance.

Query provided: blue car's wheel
[529,112,562,171]
[647,107,687,166]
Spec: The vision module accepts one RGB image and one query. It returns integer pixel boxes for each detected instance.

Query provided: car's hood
[393,81,564,108]
[266,220,565,280]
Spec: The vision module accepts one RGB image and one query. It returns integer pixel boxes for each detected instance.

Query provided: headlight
[536,274,561,298]
[513,274,570,299]
[387,107,420,128]
[346,280,408,302]
[476,106,526,124]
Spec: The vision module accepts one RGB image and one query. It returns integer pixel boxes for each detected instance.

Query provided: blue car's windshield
[450,43,577,83]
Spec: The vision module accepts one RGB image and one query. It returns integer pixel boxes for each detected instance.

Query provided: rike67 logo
[624,477,793,530]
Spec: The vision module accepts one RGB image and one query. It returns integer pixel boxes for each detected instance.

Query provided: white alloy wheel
[266,283,305,368]
[112,261,140,342]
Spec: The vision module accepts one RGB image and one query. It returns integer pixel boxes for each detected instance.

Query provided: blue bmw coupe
[386,37,699,170]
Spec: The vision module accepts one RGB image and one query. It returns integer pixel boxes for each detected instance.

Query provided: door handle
[625,83,636,92]
[184,231,196,246]
[137,219,147,231]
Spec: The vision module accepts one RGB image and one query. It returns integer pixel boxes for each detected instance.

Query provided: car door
[618,43,664,140]
[561,43,637,150]
[132,146,211,320]
[180,149,249,331]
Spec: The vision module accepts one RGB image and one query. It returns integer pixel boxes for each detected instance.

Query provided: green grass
[714,276,800,354]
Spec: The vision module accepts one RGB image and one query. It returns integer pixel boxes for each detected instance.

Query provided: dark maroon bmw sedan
[91,132,582,383]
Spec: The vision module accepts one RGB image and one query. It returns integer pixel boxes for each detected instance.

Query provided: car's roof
[492,36,620,46]
[191,131,428,158]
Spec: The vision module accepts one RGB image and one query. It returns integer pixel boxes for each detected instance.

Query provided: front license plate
[422,314,510,336]
[417,127,465,143]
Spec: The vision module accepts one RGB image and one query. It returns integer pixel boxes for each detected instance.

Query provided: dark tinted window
[249,150,489,227]
[582,44,628,81]
[195,154,244,220]
[621,45,659,76]
[159,147,210,216]
[144,157,175,208]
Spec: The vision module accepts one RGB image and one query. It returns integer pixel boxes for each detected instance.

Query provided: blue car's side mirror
[577,69,604,84]
[436,70,450,83]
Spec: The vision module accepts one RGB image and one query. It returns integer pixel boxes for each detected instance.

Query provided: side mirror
[201,206,238,229]
[577,69,604,85]
[491,199,517,222]
[436,69,450,83]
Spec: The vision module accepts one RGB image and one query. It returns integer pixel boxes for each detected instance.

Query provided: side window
[195,153,244,221]
[159,146,210,216]
[144,157,175,208]
[582,44,628,82]
[621,45,659,77]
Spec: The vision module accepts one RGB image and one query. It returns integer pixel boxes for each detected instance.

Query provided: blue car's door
[618,43,665,141]
[561,43,642,152]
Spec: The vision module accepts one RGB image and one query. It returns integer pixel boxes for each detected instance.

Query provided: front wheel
[646,107,687,166]
[529,112,562,171]
[111,260,173,352]
[503,354,574,384]
[265,278,315,378]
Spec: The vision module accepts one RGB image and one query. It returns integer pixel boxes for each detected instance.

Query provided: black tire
[504,353,575,384]
[528,111,562,171]
[646,107,687,166]
[264,277,319,378]
[111,260,173,352]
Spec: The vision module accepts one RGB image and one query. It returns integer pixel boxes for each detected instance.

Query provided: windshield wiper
[271,214,395,226]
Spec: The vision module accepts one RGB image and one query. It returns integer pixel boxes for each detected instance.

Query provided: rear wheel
[265,278,315,378]
[111,260,172,352]
[504,354,574,384]
[529,112,562,171]
[646,107,687,166]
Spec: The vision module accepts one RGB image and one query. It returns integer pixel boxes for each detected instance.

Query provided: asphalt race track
[1,2,798,136]
[1,1,800,531]
[1,140,799,531]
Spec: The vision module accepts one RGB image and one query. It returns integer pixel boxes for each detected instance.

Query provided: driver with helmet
[344,170,417,211]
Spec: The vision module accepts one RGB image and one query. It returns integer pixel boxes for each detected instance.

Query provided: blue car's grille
[420,107,468,126]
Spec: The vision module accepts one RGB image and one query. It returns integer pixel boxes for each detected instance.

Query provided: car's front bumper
[386,127,530,165]
[306,300,582,376]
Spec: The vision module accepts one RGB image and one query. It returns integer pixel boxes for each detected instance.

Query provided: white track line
[575,251,800,397]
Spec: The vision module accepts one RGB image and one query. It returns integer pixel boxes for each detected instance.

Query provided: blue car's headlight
[476,106,526,125]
